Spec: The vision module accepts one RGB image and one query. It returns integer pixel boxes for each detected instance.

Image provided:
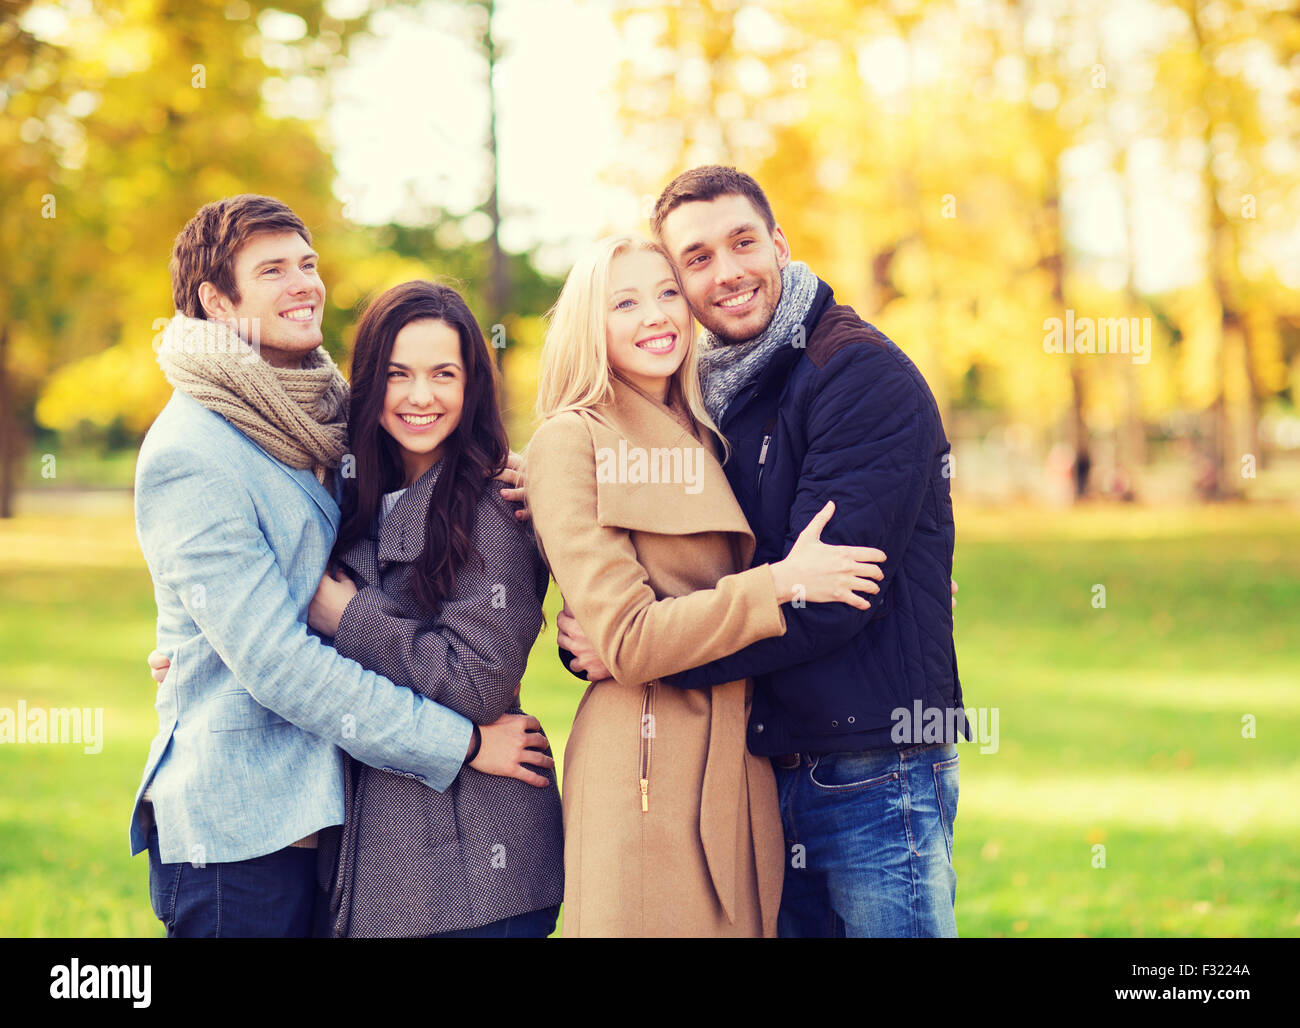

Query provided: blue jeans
[146,823,318,937]
[426,904,560,938]
[773,742,959,938]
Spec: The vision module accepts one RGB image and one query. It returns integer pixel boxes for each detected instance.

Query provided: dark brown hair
[650,165,777,243]
[332,281,509,618]
[169,195,311,318]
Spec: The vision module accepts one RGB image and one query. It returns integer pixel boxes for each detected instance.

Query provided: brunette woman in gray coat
[306,281,563,937]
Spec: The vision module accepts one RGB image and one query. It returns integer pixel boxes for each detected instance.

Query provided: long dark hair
[333,281,509,617]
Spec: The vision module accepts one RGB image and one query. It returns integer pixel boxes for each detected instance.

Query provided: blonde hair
[535,234,728,458]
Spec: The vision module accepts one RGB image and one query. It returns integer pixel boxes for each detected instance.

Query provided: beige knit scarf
[156,313,349,485]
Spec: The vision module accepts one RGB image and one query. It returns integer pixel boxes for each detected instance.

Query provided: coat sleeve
[331,494,544,725]
[526,412,786,688]
[134,444,473,791]
[666,345,935,689]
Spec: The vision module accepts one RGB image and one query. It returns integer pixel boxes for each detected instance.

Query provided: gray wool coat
[315,461,564,937]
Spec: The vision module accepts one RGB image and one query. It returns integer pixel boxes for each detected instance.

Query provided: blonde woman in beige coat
[526,237,885,937]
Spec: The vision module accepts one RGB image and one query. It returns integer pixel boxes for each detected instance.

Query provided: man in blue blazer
[131,195,548,937]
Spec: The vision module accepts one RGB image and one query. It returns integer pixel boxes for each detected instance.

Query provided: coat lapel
[334,464,441,588]
[376,462,443,566]
[177,389,342,535]
[285,463,341,535]
[589,379,755,551]
[246,440,341,536]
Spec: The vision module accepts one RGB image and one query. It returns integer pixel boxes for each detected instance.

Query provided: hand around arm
[666,346,937,690]
[307,567,359,637]
[330,495,544,725]
[553,501,884,687]
[135,446,472,790]
[767,500,885,608]
[557,604,610,682]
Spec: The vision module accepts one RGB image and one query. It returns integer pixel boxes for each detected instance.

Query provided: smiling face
[198,229,325,368]
[604,247,692,402]
[658,193,790,344]
[379,318,465,487]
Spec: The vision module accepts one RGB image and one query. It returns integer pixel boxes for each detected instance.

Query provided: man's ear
[772,224,791,269]
[197,281,235,321]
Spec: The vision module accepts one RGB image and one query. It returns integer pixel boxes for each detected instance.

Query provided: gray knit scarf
[696,261,819,425]
[155,313,349,485]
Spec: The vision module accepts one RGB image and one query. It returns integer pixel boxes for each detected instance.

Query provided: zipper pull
[758,434,771,466]
[639,778,649,812]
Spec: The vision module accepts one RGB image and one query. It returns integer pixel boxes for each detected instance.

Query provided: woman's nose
[408,376,433,405]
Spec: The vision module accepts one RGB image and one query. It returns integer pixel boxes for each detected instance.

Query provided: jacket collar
[375,459,444,565]
[720,277,835,430]
[174,389,341,534]
[585,376,755,546]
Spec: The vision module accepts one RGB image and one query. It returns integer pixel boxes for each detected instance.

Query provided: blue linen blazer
[129,390,473,865]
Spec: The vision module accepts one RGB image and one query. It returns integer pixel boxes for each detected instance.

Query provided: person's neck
[260,348,305,370]
[613,369,670,405]
[400,450,442,489]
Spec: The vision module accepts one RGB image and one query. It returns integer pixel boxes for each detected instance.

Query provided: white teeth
[282,308,313,321]
[400,414,439,426]
[719,289,755,308]
[637,336,674,352]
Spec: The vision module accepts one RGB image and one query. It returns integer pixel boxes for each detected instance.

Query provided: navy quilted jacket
[665,279,966,756]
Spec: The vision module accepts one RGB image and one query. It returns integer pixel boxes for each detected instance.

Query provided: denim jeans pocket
[147,828,183,933]
[808,750,900,793]
[932,754,960,861]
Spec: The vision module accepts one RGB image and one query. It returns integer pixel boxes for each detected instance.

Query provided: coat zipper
[757,434,771,489]
[638,684,654,812]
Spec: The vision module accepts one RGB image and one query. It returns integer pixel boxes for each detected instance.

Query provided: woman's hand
[307,566,359,637]
[557,604,611,682]
[496,450,530,522]
[147,650,170,684]
[470,712,554,787]
[770,501,886,610]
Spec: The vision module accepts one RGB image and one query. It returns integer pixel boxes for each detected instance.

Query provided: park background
[1,0,1297,937]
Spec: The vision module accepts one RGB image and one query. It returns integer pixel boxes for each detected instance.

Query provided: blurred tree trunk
[479,0,511,387]
[1012,0,1091,501]
[1188,0,1251,498]
[901,27,949,429]
[0,322,16,519]
[1115,109,1147,488]
[1039,190,1092,499]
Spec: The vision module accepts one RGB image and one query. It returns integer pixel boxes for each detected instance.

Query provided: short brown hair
[169,194,311,318]
[650,166,776,244]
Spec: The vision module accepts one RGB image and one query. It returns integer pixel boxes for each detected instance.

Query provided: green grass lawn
[1,496,1297,937]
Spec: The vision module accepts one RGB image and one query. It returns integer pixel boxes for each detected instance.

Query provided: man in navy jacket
[556,167,967,937]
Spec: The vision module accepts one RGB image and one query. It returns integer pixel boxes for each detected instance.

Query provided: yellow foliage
[37,341,172,434]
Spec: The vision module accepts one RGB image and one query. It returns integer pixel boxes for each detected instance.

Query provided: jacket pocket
[208,690,290,732]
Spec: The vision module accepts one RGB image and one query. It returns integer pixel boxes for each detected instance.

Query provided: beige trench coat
[526,375,787,937]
